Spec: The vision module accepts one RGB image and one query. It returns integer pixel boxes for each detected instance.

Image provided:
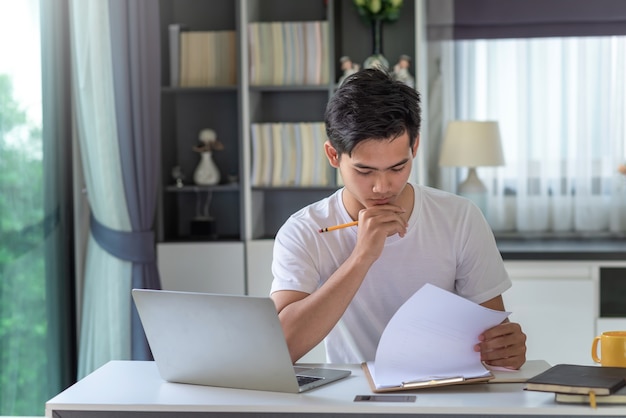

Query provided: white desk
[46,361,626,417]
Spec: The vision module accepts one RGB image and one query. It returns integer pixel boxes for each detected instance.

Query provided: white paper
[370,283,510,388]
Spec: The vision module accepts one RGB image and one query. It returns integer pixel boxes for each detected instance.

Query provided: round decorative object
[193,151,220,185]
[192,128,223,185]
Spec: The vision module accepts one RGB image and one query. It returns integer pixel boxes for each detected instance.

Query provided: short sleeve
[270,218,322,295]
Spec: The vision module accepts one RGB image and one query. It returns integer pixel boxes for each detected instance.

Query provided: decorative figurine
[337,56,360,87]
[192,128,224,185]
[171,165,185,188]
[392,54,415,88]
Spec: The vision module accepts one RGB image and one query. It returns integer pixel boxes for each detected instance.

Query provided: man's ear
[411,135,420,158]
[324,141,341,168]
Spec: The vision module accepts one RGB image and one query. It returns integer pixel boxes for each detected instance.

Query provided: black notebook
[524,364,626,396]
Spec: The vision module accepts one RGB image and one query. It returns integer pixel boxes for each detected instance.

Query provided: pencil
[318,220,358,233]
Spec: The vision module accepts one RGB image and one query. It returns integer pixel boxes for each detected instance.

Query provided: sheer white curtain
[69,0,132,378]
[440,37,626,236]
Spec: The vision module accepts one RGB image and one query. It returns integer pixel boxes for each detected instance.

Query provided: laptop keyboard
[297,375,323,386]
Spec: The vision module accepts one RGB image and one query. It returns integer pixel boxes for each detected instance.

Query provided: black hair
[324,68,421,156]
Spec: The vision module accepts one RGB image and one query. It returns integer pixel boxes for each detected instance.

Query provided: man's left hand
[474,321,527,370]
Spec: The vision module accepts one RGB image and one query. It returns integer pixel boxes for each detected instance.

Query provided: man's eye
[356,170,372,176]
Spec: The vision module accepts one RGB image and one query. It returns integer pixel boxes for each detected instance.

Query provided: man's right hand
[353,204,408,263]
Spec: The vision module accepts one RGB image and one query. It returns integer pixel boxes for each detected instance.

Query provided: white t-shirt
[270,183,511,363]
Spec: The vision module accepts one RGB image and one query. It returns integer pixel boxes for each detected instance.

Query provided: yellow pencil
[318,220,358,233]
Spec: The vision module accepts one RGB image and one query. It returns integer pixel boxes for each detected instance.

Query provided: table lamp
[438,121,505,214]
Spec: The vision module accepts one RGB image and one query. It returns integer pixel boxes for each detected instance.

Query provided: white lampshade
[439,121,505,168]
[439,120,505,216]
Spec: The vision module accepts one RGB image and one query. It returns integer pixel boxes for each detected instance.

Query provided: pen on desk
[318,220,358,233]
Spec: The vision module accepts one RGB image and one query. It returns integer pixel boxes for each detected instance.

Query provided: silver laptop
[132,289,350,393]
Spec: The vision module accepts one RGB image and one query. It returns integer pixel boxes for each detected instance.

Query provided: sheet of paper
[371,283,510,388]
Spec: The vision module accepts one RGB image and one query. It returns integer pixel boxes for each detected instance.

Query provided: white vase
[193,151,220,185]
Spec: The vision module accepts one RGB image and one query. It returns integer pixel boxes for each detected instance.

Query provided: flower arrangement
[353,0,403,23]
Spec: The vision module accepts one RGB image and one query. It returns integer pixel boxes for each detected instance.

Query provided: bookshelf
[157,0,418,294]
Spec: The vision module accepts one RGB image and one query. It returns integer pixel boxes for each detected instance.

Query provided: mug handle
[591,336,602,363]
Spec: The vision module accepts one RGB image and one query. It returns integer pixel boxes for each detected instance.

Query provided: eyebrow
[353,158,410,171]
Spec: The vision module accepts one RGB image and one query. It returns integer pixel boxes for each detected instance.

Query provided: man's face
[326,132,418,216]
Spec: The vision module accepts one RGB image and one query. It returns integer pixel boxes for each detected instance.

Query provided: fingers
[358,205,408,237]
[352,205,408,264]
[474,322,527,370]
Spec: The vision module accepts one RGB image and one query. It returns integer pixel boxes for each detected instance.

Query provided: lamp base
[458,167,488,215]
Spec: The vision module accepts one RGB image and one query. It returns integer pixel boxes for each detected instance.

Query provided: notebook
[131,289,351,393]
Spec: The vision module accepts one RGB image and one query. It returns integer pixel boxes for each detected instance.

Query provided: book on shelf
[292,22,305,85]
[271,123,284,186]
[248,22,261,85]
[555,385,626,405]
[271,22,285,86]
[249,123,263,186]
[282,23,295,85]
[168,23,187,87]
[524,364,626,396]
[362,284,510,393]
[282,123,298,186]
[250,122,331,187]
[293,123,303,185]
[179,30,236,87]
[304,21,323,85]
[259,123,274,186]
[248,21,328,86]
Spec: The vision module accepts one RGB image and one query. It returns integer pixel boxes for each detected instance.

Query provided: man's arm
[476,295,527,369]
[271,253,372,363]
[272,204,408,363]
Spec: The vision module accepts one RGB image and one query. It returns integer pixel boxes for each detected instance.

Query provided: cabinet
[502,260,626,366]
[158,0,242,243]
[502,261,596,366]
[244,0,335,240]
[157,242,245,295]
[157,0,420,290]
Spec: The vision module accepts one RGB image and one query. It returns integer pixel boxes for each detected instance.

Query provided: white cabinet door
[245,240,275,297]
[503,262,595,366]
[157,242,245,295]
[246,239,327,363]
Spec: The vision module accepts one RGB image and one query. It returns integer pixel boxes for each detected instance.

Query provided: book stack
[524,364,626,407]
[168,24,237,87]
[248,21,329,86]
[250,122,334,187]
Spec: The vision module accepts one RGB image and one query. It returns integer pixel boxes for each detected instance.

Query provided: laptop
[131,289,351,393]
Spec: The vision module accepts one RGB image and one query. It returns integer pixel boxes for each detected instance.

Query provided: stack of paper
[364,284,510,392]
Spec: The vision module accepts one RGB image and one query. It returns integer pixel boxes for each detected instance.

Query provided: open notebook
[132,289,350,393]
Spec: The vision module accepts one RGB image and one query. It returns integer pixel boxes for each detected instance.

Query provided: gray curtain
[90,0,162,360]
[41,0,76,390]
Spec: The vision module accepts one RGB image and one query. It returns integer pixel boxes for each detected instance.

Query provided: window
[435,36,626,236]
[0,0,75,415]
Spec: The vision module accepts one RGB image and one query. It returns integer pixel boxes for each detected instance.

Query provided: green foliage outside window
[0,73,48,416]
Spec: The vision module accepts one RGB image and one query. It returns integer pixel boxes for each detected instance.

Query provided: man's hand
[474,321,527,370]
[353,204,407,264]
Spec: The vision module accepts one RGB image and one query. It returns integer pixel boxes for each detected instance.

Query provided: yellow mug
[591,331,626,367]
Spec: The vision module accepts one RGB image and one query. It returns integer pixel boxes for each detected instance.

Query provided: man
[270,68,526,369]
